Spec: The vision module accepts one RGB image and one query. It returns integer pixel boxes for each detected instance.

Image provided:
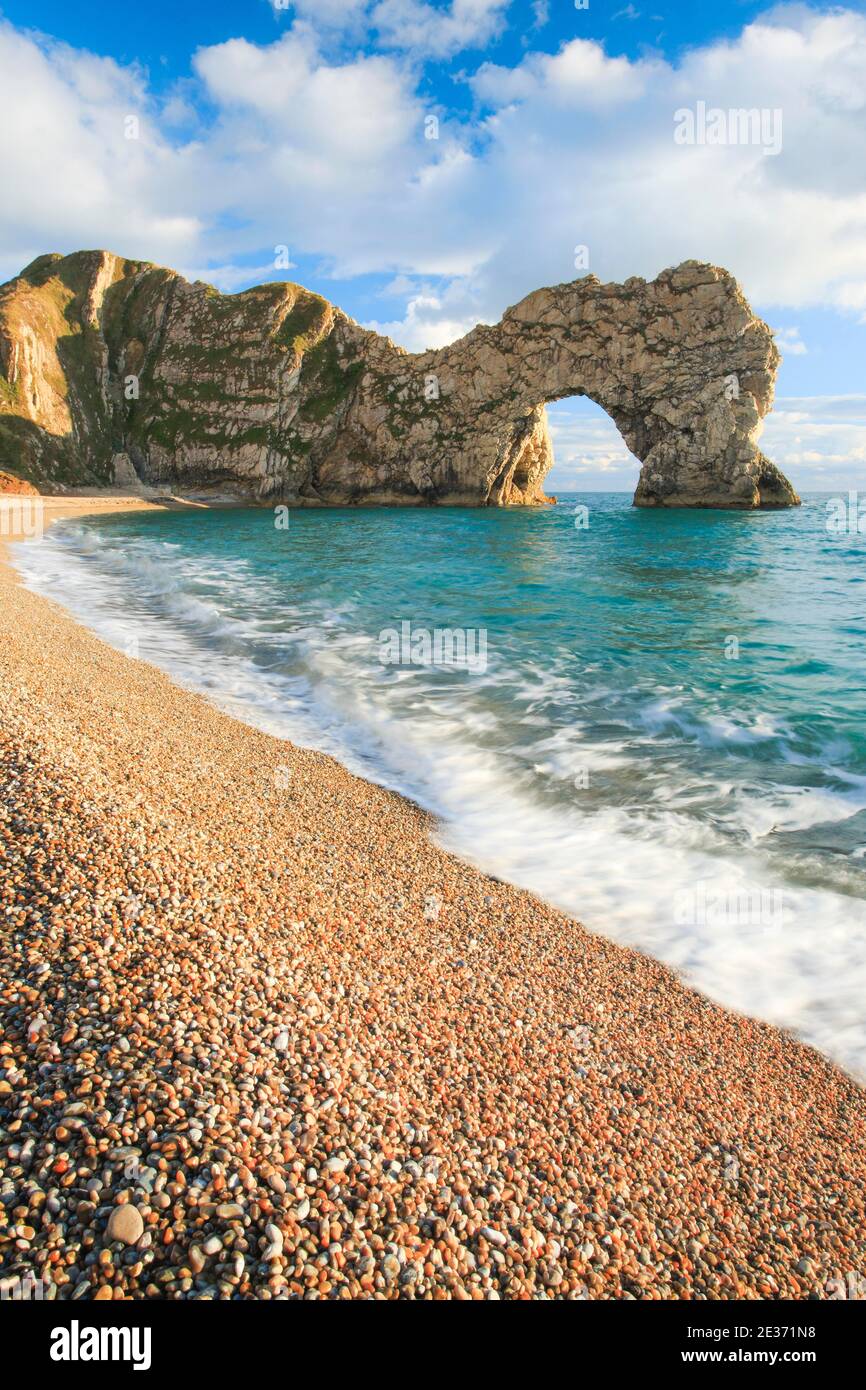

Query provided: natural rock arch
[0,252,798,508]
[412,260,798,509]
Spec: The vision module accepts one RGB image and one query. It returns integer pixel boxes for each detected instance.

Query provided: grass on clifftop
[275,292,330,356]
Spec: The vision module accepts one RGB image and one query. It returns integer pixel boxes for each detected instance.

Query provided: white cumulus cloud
[1,5,866,360]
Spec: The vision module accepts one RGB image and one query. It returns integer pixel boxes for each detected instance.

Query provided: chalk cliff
[0,250,798,508]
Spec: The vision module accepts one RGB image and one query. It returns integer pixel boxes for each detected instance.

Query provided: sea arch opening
[543,394,642,502]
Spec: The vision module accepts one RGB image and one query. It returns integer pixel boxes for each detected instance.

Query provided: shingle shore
[1,498,864,1301]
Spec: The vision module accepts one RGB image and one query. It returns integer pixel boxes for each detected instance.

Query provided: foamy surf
[13,496,866,1079]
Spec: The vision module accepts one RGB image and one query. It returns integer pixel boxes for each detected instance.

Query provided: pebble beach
[1,497,864,1301]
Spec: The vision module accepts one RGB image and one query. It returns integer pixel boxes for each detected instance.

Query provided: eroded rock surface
[0,250,798,508]
[0,470,40,496]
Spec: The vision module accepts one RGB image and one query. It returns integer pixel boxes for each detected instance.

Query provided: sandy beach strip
[0,493,864,1301]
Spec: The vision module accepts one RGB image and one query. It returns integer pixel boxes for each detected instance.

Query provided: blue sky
[0,0,787,93]
[1,0,864,489]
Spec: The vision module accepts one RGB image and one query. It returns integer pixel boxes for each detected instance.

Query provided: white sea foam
[14,523,866,1080]
[728,784,866,840]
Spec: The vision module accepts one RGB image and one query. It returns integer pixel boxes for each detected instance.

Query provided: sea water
[15,494,866,1076]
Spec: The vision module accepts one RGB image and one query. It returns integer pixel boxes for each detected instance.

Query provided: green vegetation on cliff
[274,291,330,355]
[299,337,364,422]
[0,254,118,484]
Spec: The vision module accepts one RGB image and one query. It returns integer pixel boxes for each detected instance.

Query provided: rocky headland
[0,250,798,509]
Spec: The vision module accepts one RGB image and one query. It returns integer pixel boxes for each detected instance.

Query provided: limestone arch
[426,261,799,509]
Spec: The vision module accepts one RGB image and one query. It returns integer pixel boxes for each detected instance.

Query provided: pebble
[263,1223,284,1260]
[480,1226,507,1247]
[105,1204,144,1246]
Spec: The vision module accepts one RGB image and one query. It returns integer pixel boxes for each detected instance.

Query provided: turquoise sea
[16,493,866,1076]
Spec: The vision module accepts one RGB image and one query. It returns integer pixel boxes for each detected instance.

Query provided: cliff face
[0,250,798,508]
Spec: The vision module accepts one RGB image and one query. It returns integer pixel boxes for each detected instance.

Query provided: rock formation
[0,250,798,508]
[0,470,40,496]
